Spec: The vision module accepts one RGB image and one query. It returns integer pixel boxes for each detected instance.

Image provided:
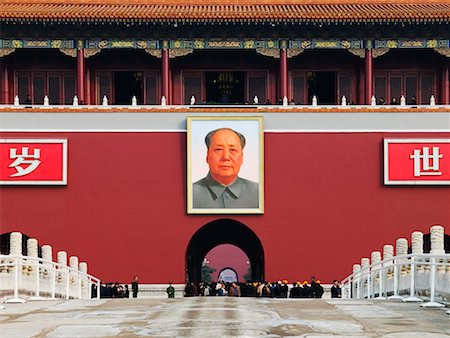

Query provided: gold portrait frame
[187,116,264,214]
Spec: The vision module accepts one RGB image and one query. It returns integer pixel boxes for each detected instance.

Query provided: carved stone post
[371,251,382,297]
[411,231,424,273]
[430,225,445,255]
[371,252,381,269]
[383,244,394,278]
[69,256,79,290]
[411,231,423,254]
[361,257,370,270]
[57,251,67,266]
[396,238,408,276]
[353,263,361,275]
[79,262,87,274]
[10,232,22,256]
[27,238,38,258]
[430,225,445,274]
[27,238,38,274]
[57,251,67,285]
[79,262,88,294]
[352,264,361,299]
[396,238,408,256]
[42,245,52,263]
[361,257,370,298]
[41,245,53,278]
[6,232,25,303]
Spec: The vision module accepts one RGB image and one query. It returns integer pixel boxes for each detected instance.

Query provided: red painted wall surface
[1,131,449,284]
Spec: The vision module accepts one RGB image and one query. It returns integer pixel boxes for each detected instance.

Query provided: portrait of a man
[187,116,264,214]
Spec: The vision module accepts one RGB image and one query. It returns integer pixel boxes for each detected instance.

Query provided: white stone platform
[1,297,449,337]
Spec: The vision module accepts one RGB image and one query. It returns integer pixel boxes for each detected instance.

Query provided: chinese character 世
[409,146,443,177]
[9,147,41,177]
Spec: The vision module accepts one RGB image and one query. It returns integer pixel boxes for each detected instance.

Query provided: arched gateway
[186,219,264,283]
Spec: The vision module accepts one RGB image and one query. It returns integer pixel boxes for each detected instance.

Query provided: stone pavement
[1,297,449,337]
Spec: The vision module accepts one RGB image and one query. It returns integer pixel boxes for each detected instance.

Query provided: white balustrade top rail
[340,252,450,307]
[341,253,450,283]
[1,254,101,302]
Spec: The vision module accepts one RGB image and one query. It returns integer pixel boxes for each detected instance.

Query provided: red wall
[206,244,250,282]
[1,131,449,284]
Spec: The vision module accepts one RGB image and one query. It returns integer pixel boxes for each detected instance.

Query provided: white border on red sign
[384,138,450,185]
[0,139,68,185]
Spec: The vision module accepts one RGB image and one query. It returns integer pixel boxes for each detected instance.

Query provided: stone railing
[340,225,449,310]
[6,93,446,108]
[0,232,100,304]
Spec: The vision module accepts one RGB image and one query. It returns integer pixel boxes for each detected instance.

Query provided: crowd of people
[92,275,342,299]
[184,277,341,298]
[92,275,139,299]
[91,282,130,298]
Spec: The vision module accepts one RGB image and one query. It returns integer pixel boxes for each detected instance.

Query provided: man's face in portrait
[206,129,244,185]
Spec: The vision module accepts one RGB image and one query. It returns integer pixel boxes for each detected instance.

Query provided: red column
[442,61,449,105]
[76,48,85,104]
[365,48,373,105]
[358,61,365,105]
[280,48,288,101]
[85,66,91,105]
[162,48,170,104]
[1,63,9,104]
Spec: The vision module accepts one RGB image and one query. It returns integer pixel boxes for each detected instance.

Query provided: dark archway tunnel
[186,219,264,283]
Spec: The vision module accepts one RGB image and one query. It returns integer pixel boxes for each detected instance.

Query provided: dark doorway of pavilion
[205,72,245,104]
[114,71,142,105]
[307,71,337,105]
[186,219,264,284]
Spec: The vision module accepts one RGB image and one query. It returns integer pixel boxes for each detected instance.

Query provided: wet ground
[1,297,449,337]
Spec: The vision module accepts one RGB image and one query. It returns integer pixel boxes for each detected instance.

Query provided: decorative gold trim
[287,48,304,58]
[145,49,162,58]
[83,48,101,58]
[348,48,365,58]
[256,48,280,58]
[0,48,15,57]
[434,48,450,58]
[372,48,390,58]
[169,48,193,59]
[59,48,77,58]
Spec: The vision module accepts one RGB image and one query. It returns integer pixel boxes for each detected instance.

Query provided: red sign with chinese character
[384,139,450,185]
[0,139,67,185]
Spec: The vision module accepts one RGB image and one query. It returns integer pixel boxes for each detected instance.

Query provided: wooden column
[76,48,85,104]
[162,48,170,104]
[280,47,288,101]
[442,61,449,105]
[85,65,91,105]
[1,63,9,104]
[365,48,373,105]
[358,61,365,105]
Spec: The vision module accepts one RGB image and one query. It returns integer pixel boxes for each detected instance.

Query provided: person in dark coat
[331,280,342,298]
[301,281,311,298]
[289,283,300,298]
[131,275,139,298]
[166,282,175,298]
[311,278,324,298]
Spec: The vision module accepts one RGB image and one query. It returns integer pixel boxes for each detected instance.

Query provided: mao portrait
[187,116,264,214]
